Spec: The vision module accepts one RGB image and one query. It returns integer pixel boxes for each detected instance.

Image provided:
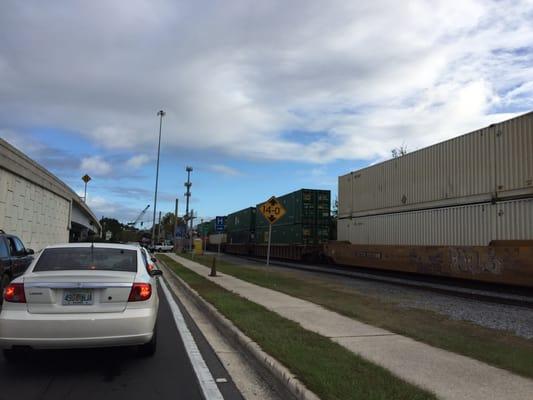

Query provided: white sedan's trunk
[23,271,135,314]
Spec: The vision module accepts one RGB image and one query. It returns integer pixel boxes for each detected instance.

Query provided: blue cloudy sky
[1,0,532,225]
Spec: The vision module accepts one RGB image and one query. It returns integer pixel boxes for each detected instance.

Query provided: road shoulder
[160,261,285,400]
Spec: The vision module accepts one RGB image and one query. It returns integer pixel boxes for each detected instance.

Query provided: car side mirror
[26,248,35,255]
[149,269,163,277]
[151,257,157,263]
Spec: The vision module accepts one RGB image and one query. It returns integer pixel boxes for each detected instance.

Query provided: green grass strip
[180,253,533,379]
[159,254,436,400]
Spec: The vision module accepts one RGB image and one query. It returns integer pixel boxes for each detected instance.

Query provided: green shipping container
[256,189,331,228]
[256,223,330,245]
[197,220,216,235]
[227,229,255,244]
[226,207,256,232]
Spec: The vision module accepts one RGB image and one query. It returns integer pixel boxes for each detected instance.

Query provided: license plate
[63,289,93,305]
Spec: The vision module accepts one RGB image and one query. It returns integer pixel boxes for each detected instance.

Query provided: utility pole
[189,209,195,252]
[200,218,206,253]
[184,166,193,252]
[151,109,165,245]
[173,198,179,250]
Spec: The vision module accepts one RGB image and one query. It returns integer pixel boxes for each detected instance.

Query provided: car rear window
[34,247,138,272]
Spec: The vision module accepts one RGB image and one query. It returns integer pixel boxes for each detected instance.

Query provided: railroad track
[220,253,533,309]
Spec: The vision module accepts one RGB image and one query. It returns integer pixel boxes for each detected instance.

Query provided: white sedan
[141,247,158,273]
[0,243,161,361]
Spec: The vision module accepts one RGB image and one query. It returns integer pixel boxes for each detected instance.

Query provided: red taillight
[128,283,152,302]
[4,283,26,303]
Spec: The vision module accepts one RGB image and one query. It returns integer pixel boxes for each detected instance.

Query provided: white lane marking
[160,277,224,400]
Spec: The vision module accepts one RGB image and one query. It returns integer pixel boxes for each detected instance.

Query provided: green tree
[391,145,408,158]
[99,217,127,241]
[156,212,186,240]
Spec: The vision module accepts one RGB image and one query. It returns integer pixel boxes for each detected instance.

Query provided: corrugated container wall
[226,207,256,232]
[256,224,329,245]
[208,233,227,245]
[227,230,255,244]
[338,173,353,218]
[338,112,533,217]
[256,189,331,227]
[197,221,213,235]
[495,114,533,198]
[338,198,533,246]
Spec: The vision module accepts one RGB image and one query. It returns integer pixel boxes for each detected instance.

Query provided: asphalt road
[0,281,243,400]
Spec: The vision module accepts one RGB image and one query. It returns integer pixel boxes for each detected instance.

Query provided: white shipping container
[339,112,533,217]
[338,198,533,246]
[338,173,353,218]
[495,114,533,198]
[208,233,227,245]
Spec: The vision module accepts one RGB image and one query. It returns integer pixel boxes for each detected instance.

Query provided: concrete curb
[158,258,321,400]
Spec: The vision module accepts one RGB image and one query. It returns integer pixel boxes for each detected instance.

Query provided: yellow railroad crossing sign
[259,196,286,224]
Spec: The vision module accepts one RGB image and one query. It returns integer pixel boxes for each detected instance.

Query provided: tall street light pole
[151,110,165,245]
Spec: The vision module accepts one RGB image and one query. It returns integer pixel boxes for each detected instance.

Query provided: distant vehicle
[0,243,162,360]
[150,241,174,253]
[0,231,34,303]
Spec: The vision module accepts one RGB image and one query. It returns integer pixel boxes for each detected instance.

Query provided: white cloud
[125,154,151,169]
[209,164,242,176]
[76,192,143,222]
[80,156,112,176]
[83,195,113,213]
[1,0,532,164]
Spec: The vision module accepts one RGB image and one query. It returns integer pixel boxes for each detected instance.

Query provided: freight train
[201,112,533,288]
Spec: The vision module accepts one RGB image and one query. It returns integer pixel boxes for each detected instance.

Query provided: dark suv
[0,231,34,301]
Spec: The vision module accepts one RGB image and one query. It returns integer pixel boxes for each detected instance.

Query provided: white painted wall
[0,168,70,251]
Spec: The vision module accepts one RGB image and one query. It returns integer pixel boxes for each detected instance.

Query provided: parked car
[141,247,158,273]
[0,243,162,360]
[0,231,34,303]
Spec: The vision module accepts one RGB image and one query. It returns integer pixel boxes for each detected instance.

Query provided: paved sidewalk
[168,254,533,400]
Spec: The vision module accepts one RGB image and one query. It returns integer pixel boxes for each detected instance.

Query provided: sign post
[211,216,226,277]
[258,196,286,266]
[81,174,91,203]
[215,216,226,255]
[266,223,273,266]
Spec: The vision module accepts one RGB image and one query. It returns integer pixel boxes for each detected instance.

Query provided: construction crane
[128,205,150,228]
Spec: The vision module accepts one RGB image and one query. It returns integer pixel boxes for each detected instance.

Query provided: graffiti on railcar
[449,247,502,275]
[484,248,503,274]
[409,249,444,274]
